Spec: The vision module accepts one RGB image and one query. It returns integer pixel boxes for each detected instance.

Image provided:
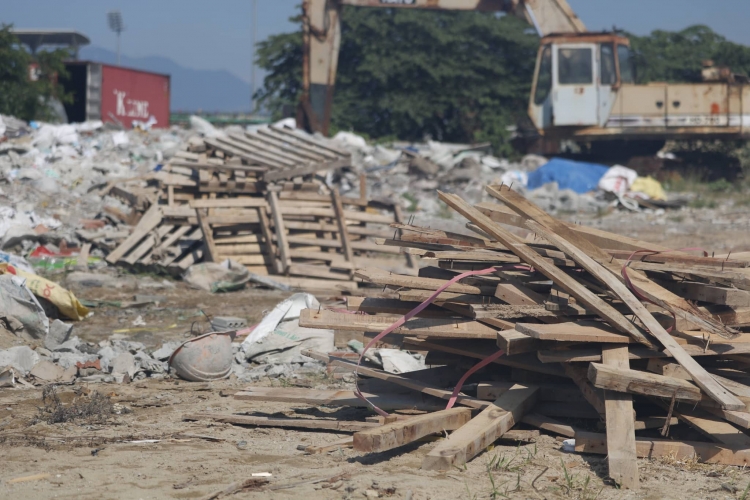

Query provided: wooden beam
[575,431,750,466]
[195,208,218,262]
[355,267,497,295]
[601,345,639,489]
[268,191,291,273]
[421,384,538,470]
[234,387,448,411]
[331,187,355,265]
[437,191,654,347]
[561,363,606,417]
[353,408,472,453]
[105,204,162,264]
[183,413,378,432]
[497,329,541,355]
[521,413,576,437]
[299,309,498,339]
[588,362,702,401]
[658,281,750,307]
[524,219,743,410]
[516,321,632,343]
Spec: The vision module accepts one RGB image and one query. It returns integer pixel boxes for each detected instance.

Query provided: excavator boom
[300,0,585,134]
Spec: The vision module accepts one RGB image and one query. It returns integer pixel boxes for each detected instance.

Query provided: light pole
[107,11,125,65]
[251,0,257,113]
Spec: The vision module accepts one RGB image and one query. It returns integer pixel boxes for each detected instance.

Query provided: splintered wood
[104,125,413,284]
[215,184,750,488]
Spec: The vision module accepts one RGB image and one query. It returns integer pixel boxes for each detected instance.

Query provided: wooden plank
[106,204,162,264]
[288,264,352,281]
[656,403,750,447]
[393,204,418,269]
[575,431,750,467]
[475,201,673,252]
[522,215,744,410]
[355,267,496,295]
[601,345,638,489]
[496,329,540,355]
[345,297,451,318]
[190,198,267,209]
[234,387,448,411]
[195,208,218,262]
[538,342,750,363]
[183,413,379,432]
[257,206,280,274]
[331,188,354,264]
[487,185,738,338]
[353,408,472,453]
[588,361,702,401]
[658,281,750,307]
[437,191,654,347]
[75,243,91,271]
[122,223,174,265]
[268,191,291,273]
[299,309,498,339]
[521,413,576,437]
[494,281,545,306]
[264,158,349,182]
[421,384,538,470]
[516,321,632,343]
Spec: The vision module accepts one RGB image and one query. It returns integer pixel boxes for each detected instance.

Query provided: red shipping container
[63,62,170,128]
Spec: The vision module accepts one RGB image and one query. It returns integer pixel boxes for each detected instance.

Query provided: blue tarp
[527,158,609,194]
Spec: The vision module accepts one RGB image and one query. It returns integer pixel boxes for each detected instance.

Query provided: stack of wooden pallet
[103,125,415,286]
[217,185,750,486]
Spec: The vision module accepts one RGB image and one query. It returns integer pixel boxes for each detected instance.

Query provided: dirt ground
[2,209,750,499]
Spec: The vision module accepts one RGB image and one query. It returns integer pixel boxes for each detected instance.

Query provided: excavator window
[617,45,635,83]
[534,45,552,105]
[558,47,593,85]
[600,43,616,85]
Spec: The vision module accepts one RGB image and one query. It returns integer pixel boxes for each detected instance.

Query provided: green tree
[627,25,750,83]
[255,9,538,154]
[0,25,72,122]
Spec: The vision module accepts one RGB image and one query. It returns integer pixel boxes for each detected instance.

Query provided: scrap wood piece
[330,187,354,265]
[574,431,750,466]
[487,184,739,339]
[521,413,577,438]
[494,280,545,306]
[304,437,354,454]
[105,204,162,264]
[588,362,702,402]
[658,281,750,307]
[183,413,378,433]
[353,408,472,453]
[421,384,538,470]
[437,191,654,348]
[601,345,638,489]
[346,297,451,318]
[327,357,488,410]
[268,191,291,273]
[201,477,269,500]
[299,309,498,339]
[411,338,566,377]
[537,341,750,363]
[496,329,541,355]
[234,387,449,411]
[604,248,750,269]
[523,218,744,410]
[355,267,496,295]
[631,262,750,292]
[475,201,674,253]
[516,321,632,343]
[655,402,750,447]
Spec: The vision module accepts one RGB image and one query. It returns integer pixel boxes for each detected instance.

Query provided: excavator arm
[299,0,585,134]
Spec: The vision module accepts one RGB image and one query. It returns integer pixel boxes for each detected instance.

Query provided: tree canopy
[255,9,538,155]
[0,25,71,122]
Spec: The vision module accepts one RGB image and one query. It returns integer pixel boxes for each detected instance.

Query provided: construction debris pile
[202,184,750,482]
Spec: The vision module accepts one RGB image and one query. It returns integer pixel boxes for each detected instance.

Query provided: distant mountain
[78,46,251,112]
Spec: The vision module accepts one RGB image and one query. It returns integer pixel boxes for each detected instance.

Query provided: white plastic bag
[598,165,638,195]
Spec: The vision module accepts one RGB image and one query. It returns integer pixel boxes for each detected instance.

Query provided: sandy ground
[2,209,750,499]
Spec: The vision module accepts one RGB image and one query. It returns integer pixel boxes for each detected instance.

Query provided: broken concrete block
[29,360,66,382]
[110,352,137,378]
[45,319,73,350]
[52,336,80,353]
[0,346,40,375]
[151,341,181,361]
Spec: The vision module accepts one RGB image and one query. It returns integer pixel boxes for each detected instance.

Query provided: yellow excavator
[299,0,750,154]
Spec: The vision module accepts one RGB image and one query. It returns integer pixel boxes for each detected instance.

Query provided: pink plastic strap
[444,349,505,409]
[353,265,528,416]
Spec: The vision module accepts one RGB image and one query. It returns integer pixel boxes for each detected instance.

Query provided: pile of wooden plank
[101,125,414,287]
[212,184,750,487]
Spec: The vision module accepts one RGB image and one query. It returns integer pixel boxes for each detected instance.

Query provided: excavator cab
[528,33,633,131]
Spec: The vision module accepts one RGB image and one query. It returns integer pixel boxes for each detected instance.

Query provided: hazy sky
[3,0,749,89]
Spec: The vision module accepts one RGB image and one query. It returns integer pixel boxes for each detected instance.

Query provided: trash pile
[188,184,750,481]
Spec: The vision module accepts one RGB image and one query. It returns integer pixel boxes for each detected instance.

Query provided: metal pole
[251,0,257,113]
[117,32,121,65]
